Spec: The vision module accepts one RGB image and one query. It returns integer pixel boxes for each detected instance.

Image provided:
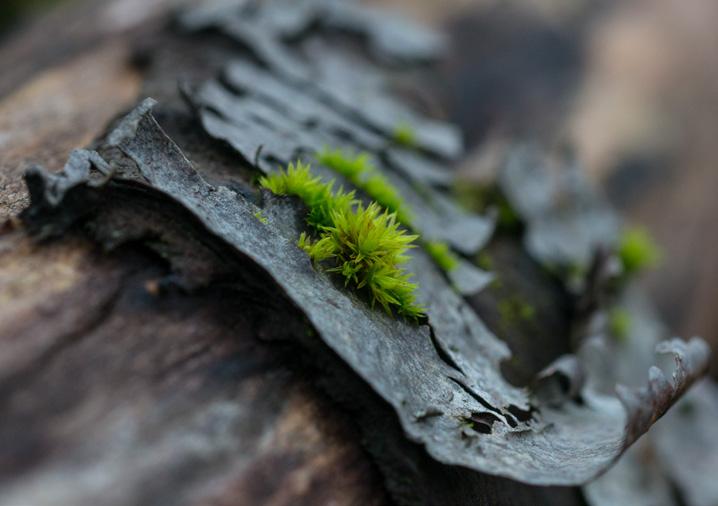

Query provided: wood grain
[0,231,389,506]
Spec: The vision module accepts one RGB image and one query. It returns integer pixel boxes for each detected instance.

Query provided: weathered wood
[0,231,389,506]
[0,3,397,504]
[3,1,707,505]
[0,6,591,504]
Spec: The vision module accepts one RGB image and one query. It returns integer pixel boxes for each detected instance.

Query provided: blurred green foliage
[608,307,631,342]
[618,227,661,277]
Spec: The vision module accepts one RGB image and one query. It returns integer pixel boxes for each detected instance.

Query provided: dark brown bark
[0,1,592,505]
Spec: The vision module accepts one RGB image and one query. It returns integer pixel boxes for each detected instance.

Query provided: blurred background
[1,0,716,375]
[0,0,66,36]
[378,0,718,377]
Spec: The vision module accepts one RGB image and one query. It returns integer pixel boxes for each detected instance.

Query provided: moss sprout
[618,227,661,276]
[426,241,460,272]
[260,161,425,320]
[316,148,413,225]
[608,307,631,342]
[253,210,269,225]
[260,160,355,228]
[392,122,418,148]
[453,181,520,231]
[498,297,536,327]
[476,252,493,271]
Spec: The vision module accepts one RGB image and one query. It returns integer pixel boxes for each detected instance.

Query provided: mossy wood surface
[0,1,714,506]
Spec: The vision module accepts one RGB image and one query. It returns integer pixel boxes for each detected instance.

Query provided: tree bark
[0,1,659,505]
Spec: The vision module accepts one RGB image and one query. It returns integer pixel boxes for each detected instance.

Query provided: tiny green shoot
[618,227,661,276]
[392,122,417,148]
[253,210,269,225]
[425,241,460,272]
[260,161,425,320]
[498,297,536,326]
[476,252,493,271]
[453,180,520,231]
[608,307,631,342]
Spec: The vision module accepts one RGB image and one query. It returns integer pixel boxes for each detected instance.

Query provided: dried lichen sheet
[22,99,710,486]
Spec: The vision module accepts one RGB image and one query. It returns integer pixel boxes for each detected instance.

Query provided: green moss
[426,241,460,272]
[317,148,470,276]
[260,161,425,320]
[253,210,269,225]
[316,148,413,225]
[498,297,536,326]
[608,307,631,342]
[453,181,520,232]
[618,227,661,276]
[392,122,418,148]
[476,252,493,271]
[260,161,355,228]
[496,198,520,230]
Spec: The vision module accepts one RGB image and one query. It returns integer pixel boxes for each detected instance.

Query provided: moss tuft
[317,148,466,276]
[261,162,425,320]
[260,161,355,228]
[453,181,520,232]
[498,297,536,326]
[618,227,661,276]
[392,122,418,148]
[476,252,493,271]
[426,241,460,272]
[316,148,413,225]
[608,307,631,342]
[253,210,269,225]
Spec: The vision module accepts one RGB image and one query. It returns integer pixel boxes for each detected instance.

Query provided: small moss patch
[260,161,425,319]
[317,147,465,276]
[454,181,520,232]
[476,252,493,271]
[392,122,418,148]
[618,227,661,276]
[608,307,631,342]
[426,241,459,272]
[498,297,536,327]
[316,148,413,225]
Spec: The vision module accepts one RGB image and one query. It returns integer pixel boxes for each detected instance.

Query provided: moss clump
[425,241,459,272]
[454,181,520,232]
[476,252,493,271]
[260,161,355,228]
[317,148,467,276]
[253,210,269,225]
[495,198,520,230]
[316,148,413,225]
[392,122,417,148]
[618,227,661,276]
[260,161,425,319]
[608,307,631,342]
[498,297,536,327]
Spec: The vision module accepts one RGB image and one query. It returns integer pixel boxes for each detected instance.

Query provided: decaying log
[0,1,713,506]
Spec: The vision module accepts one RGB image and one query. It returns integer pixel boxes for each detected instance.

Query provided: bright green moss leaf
[253,210,269,225]
[618,227,661,276]
[608,307,632,342]
[392,122,418,148]
[426,241,460,272]
[498,297,536,327]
